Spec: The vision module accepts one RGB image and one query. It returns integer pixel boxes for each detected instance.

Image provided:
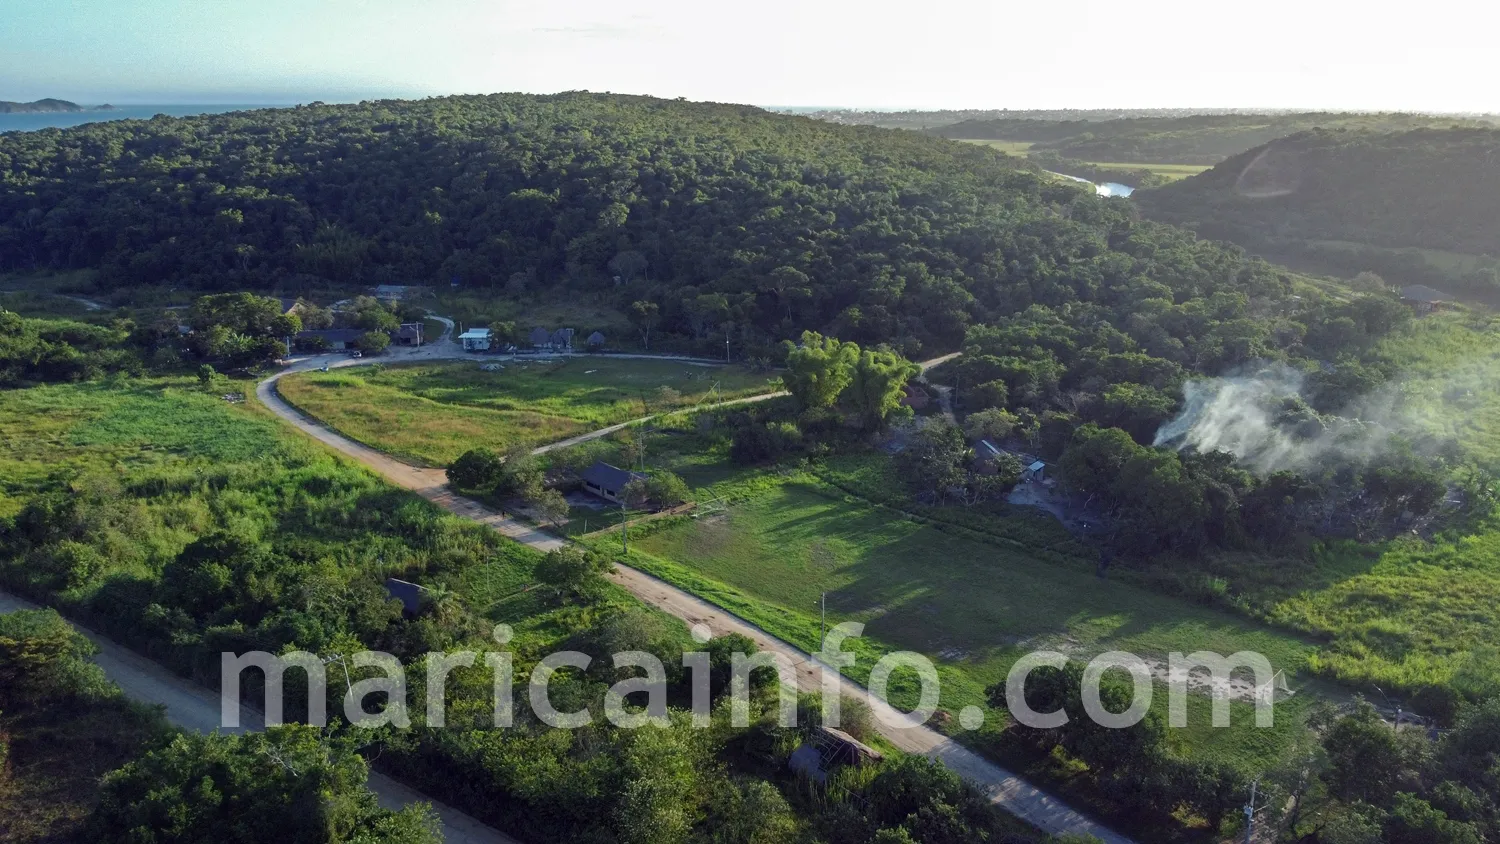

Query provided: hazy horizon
[5,0,1498,113]
[7,98,1498,120]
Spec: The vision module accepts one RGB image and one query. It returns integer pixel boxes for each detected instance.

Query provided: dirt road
[254,353,1133,844]
[0,591,519,844]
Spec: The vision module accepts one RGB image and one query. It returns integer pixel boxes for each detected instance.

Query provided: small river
[1048,171,1135,197]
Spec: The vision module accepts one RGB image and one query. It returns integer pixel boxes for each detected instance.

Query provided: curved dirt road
[0,591,518,844]
[256,351,1133,844]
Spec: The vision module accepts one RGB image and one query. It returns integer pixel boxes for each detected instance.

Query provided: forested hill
[928,112,1491,164]
[1136,127,1500,259]
[0,98,102,113]
[0,91,1313,357]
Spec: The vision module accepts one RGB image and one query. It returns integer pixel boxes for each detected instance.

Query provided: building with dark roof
[528,327,551,348]
[900,382,929,410]
[587,331,606,349]
[296,328,364,350]
[580,461,646,504]
[394,323,424,345]
[384,578,427,616]
[1400,285,1455,313]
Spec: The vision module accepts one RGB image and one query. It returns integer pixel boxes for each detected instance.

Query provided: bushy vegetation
[0,608,432,844]
[89,726,441,844]
[0,608,166,842]
[0,307,144,386]
[0,289,417,391]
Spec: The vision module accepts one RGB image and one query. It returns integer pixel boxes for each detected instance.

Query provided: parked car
[350,350,363,358]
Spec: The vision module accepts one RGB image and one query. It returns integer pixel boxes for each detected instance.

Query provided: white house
[458,328,492,351]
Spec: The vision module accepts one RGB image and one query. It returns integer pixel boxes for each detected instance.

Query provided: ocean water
[0,105,275,133]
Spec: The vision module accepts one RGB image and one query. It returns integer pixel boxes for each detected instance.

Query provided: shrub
[645,471,690,508]
[356,330,391,354]
[534,546,610,604]
[448,448,503,491]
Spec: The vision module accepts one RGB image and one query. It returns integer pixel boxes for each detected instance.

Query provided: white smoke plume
[1153,363,1394,475]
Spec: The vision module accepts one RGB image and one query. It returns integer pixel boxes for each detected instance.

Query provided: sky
[3,0,1497,112]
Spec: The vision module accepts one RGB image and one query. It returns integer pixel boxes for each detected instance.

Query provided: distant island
[0,98,117,114]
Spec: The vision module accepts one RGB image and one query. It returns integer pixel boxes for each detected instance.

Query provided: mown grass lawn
[621,474,1317,771]
[276,358,780,466]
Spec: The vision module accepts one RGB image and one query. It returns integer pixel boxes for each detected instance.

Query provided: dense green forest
[0,93,1362,360]
[927,113,1486,165]
[1136,127,1500,295]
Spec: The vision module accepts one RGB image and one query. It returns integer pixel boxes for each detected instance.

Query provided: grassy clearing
[277,358,780,465]
[1370,312,1500,467]
[539,413,1315,771]
[953,138,1034,156]
[951,139,1207,180]
[0,290,100,319]
[0,377,290,518]
[1081,161,1209,180]
[1309,239,1495,275]
[617,472,1315,770]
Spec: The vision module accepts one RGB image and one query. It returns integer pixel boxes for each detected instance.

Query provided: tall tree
[629,301,660,350]
[783,331,859,411]
[843,348,920,431]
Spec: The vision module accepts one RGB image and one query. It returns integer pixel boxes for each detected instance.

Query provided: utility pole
[1243,778,1259,844]
[725,337,731,364]
[818,592,826,649]
[620,503,628,553]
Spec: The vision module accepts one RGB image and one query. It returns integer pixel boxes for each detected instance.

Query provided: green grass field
[1308,239,1495,276]
[1080,161,1209,181]
[277,358,780,466]
[616,473,1316,771]
[0,378,290,520]
[952,139,1208,180]
[953,138,1034,156]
